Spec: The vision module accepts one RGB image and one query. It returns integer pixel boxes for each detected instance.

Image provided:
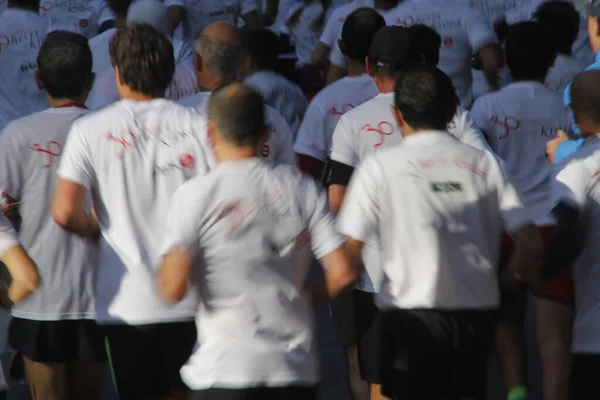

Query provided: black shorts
[192,386,318,400]
[329,289,357,345]
[571,353,600,400]
[353,289,382,383]
[379,309,496,400]
[8,317,106,363]
[103,321,197,399]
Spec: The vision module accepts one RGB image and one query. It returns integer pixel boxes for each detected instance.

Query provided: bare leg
[345,344,369,400]
[535,298,572,400]
[370,383,390,400]
[23,356,68,400]
[495,321,527,395]
[68,359,106,400]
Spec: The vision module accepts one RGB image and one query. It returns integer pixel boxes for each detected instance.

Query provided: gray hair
[194,34,246,81]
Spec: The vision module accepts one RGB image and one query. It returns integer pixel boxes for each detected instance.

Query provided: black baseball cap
[575,0,600,17]
[367,26,412,73]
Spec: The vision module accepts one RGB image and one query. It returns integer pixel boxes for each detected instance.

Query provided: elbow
[160,284,188,304]
[51,202,75,230]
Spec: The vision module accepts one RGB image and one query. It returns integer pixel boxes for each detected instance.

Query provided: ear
[391,105,407,134]
[338,39,346,57]
[34,71,44,90]
[365,57,375,77]
[194,52,203,72]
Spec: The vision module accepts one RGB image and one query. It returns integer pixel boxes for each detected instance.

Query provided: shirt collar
[402,130,449,144]
[504,80,547,90]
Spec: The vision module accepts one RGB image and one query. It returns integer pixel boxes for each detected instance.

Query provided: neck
[402,126,435,138]
[346,59,367,77]
[513,77,545,84]
[214,146,257,164]
[121,91,157,102]
[48,97,87,108]
[374,75,397,93]
[374,0,398,10]
[203,75,231,92]
[9,4,38,11]
[114,15,126,28]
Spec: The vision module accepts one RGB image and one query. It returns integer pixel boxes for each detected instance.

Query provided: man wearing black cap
[325,25,489,400]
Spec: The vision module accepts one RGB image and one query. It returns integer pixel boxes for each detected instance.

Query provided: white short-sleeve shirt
[163,0,257,42]
[330,92,490,292]
[163,158,344,388]
[39,0,113,38]
[338,131,531,310]
[294,74,377,162]
[545,54,587,93]
[245,70,308,139]
[0,107,98,321]
[178,91,297,168]
[385,0,498,108]
[551,136,600,353]
[470,81,572,227]
[56,99,212,324]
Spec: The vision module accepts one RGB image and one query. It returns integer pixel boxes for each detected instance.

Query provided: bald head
[194,22,245,82]
[208,83,265,148]
[571,70,600,135]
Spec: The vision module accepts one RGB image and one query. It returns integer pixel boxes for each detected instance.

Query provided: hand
[546,130,569,164]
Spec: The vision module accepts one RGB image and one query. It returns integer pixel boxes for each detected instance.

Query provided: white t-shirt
[330,92,490,292]
[294,74,378,162]
[319,0,367,50]
[86,29,198,110]
[245,70,307,139]
[505,0,595,66]
[0,214,18,258]
[178,91,297,168]
[338,130,531,310]
[551,135,600,353]
[270,0,303,33]
[164,0,257,42]
[0,9,77,132]
[545,54,587,93]
[39,0,114,38]
[165,158,343,388]
[0,107,97,320]
[56,99,212,324]
[470,81,571,227]
[385,0,498,108]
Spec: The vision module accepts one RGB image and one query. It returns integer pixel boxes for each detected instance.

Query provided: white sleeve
[293,103,329,161]
[56,124,95,188]
[96,0,115,24]
[469,98,493,144]
[319,10,341,47]
[329,41,346,68]
[240,0,258,15]
[465,8,498,51]
[491,156,532,233]
[330,114,358,167]
[552,159,591,211]
[448,107,491,152]
[164,0,185,7]
[337,156,381,242]
[0,125,25,199]
[299,175,344,258]
[0,215,18,257]
[160,184,202,255]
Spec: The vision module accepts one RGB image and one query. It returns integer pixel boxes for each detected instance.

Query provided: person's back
[39,0,114,38]
[471,21,571,226]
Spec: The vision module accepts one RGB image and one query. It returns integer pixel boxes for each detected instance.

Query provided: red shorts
[500,226,574,304]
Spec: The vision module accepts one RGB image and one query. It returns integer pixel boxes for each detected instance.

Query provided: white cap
[126,0,171,36]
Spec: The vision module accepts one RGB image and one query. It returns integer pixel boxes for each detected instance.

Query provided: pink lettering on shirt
[105,130,137,159]
[361,121,395,147]
[490,115,520,139]
[29,141,62,168]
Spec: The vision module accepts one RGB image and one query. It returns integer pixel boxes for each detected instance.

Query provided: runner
[52,24,210,399]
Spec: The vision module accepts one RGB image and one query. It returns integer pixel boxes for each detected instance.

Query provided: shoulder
[178,92,211,109]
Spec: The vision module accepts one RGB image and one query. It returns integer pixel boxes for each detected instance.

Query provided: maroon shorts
[500,226,574,304]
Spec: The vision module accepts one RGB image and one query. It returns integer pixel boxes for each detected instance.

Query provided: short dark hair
[107,0,135,18]
[37,31,92,99]
[341,8,386,63]
[571,70,600,129]
[505,21,555,82]
[208,83,265,148]
[367,26,412,76]
[533,1,579,55]
[407,24,441,66]
[109,24,174,97]
[394,64,457,131]
[244,29,279,71]
[7,0,39,10]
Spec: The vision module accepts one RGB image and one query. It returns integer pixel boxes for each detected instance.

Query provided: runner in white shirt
[384,0,503,108]
[0,31,106,399]
[39,0,114,38]
[470,21,573,400]
[243,28,308,139]
[51,25,209,399]
[327,26,489,400]
[178,22,296,168]
[338,63,542,400]
[86,0,198,110]
[534,0,588,93]
[165,0,263,43]
[537,70,600,400]
[294,8,384,179]
[159,82,357,400]
[0,0,78,132]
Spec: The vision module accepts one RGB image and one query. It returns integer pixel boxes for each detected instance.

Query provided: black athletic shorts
[103,321,197,399]
[571,353,600,400]
[329,289,357,345]
[8,317,106,363]
[379,308,496,400]
[353,289,382,383]
[192,386,318,400]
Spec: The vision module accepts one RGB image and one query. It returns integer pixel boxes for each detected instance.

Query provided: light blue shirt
[556,51,600,162]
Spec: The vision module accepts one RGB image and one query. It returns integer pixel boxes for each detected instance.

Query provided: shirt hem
[183,376,320,390]
[11,311,96,321]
